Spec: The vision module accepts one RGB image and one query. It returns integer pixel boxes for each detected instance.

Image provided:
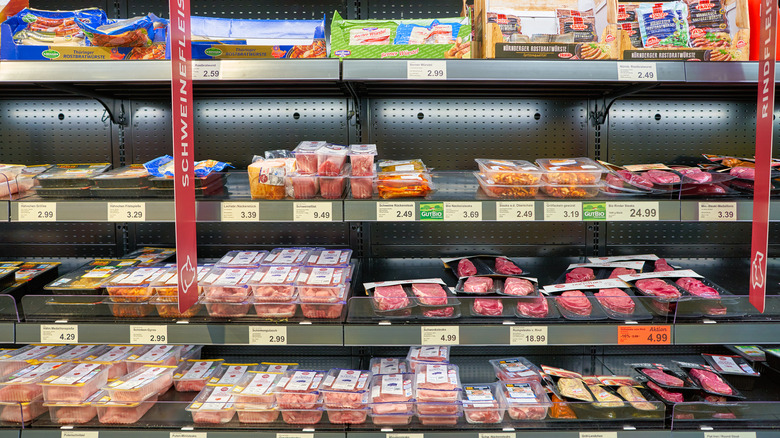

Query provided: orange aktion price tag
[617,325,671,345]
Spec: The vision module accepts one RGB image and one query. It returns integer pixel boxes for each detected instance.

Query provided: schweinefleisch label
[373,358,405,374]
[200,386,234,410]
[380,374,405,396]
[305,268,336,286]
[309,250,350,266]
[240,373,277,396]
[220,251,264,266]
[417,346,445,359]
[261,266,298,284]
[263,363,293,373]
[48,363,101,386]
[182,361,217,380]
[134,345,174,363]
[267,249,304,265]
[214,269,250,286]
[331,370,368,391]
[4,345,55,360]
[110,366,168,390]
[164,269,208,285]
[212,365,249,386]
[284,371,317,391]
[499,359,537,377]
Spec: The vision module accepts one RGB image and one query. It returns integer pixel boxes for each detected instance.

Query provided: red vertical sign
[749,0,777,313]
[169,0,198,312]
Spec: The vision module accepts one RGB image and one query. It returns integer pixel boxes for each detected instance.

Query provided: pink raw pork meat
[556,291,592,316]
[464,276,494,293]
[423,307,454,318]
[253,284,295,302]
[373,285,410,311]
[292,176,317,199]
[565,268,594,283]
[635,279,681,299]
[465,401,502,423]
[654,259,675,272]
[237,410,279,423]
[642,369,683,387]
[508,405,547,420]
[703,302,728,315]
[594,288,635,314]
[473,298,503,316]
[349,176,373,199]
[677,168,712,183]
[617,170,654,190]
[675,278,720,299]
[730,166,755,180]
[609,267,636,279]
[320,176,346,199]
[517,296,549,318]
[206,286,248,303]
[647,381,683,403]
[689,369,732,395]
[503,277,535,296]
[457,259,477,277]
[300,303,343,319]
[412,283,448,305]
[495,257,523,275]
[646,170,680,184]
[686,183,727,195]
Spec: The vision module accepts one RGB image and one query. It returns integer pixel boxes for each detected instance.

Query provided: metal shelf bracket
[590,83,658,127]
[37,83,128,126]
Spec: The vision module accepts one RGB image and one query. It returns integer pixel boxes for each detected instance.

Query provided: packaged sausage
[555,9,597,42]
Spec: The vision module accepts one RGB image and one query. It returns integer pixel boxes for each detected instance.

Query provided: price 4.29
[59,333,75,341]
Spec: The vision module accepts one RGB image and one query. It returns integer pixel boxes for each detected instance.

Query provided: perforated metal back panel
[30,0,113,15]
[0,100,114,165]
[127,99,349,168]
[0,223,118,258]
[369,99,589,170]
[370,222,587,258]
[364,0,464,18]
[126,0,350,20]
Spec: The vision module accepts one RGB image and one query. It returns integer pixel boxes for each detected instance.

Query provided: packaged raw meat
[280,405,324,424]
[645,381,683,403]
[417,405,462,425]
[153,299,203,318]
[173,359,223,392]
[645,169,681,184]
[104,267,165,303]
[457,258,477,277]
[536,157,605,185]
[372,284,412,311]
[44,259,139,295]
[371,410,414,425]
[232,371,282,409]
[306,249,352,267]
[93,392,158,424]
[370,359,410,376]
[654,259,675,272]
[641,368,683,387]
[422,306,457,318]
[549,393,577,419]
[236,407,279,424]
[676,167,713,183]
[635,278,682,300]
[253,300,298,318]
[412,282,449,305]
[123,247,175,266]
[501,277,535,296]
[43,390,102,424]
[462,383,504,424]
[588,384,624,408]
[317,144,349,176]
[594,288,635,314]
[543,182,601,198]
[474,172,541,198]
[300,301,345,319]
[319,170,348,199]
[499,381,551,420]
[369,373,414,415]
[516,296,551,319]
[489,357,542,383]
[180,345,203,362]
[327,407,369,424]
[80,345,142,380]
[35,163,111,188]
[215,251,268,268]
[555,378,593,402]
[349,144,378,176]
[0,346,70,377]
[319,369,372,408]
[294,141,327,175]
[0,397,47,423]
[0,362,73,402]
[262,247,316,266]
[730,166,754,180]
[289,173,319,199]
[349,174,375,198]
[615,170,654,190]
[378,159,427,172]
[124,345,183,374]
[566,267,595,283]
[679,365,736,397]
[40,363,109,403]
[471,298,504,316]
[247,158,289,200]
[201,267,254,303]
[407,346,450,372]
[259,363,299,373]
[462,276,494,294]
[675,277,720,299]
[417,397,461,415]
[414,364,461,402]
[495,257,523,275]
[203,300,252,318]
[105,300,153,318]
[555,291,592,316]
[475,159,542,185]
[208,363,256,387]
[148,266,210,303]
[103,365,176,402]
[274,370,325,409]
[296,267,348,303]
[186,385,236,424]
[248,266,299,302]
[616,386,657,411]
[609,267,636,278]
[376,171,434,199]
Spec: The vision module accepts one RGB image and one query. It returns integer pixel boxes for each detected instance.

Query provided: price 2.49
[396,210,413,218]
[638,71,654,79]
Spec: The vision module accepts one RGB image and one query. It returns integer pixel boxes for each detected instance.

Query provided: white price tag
[704,433,756,438]
[445,201,482,221]
[496,201,535,221]
[387,434,424,438]
[699,202,737,221]
[277,434,314,438]
[107,202,145,222]
[171,433,206,438]
[221,202,260,222]
[248,326,288,345]
[544,202,581,221]
[130,325,168,344]
[607,201,660,221]
[294,202,333,221]
[193,61,222,80]
[617,62,657,81]
[40,324,78,344]
[62,432,99,438]
[479,434,516,438]
[580,433,618,438]
[19,202,56,222]
[510,326,548,345]
[421,326,459,345]
[407,61,447,80]
[377,202,415,221]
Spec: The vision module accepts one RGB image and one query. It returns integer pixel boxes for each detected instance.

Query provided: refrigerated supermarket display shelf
[12,431,780,438]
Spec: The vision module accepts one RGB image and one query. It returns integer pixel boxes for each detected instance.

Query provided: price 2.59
[202,70,220,78]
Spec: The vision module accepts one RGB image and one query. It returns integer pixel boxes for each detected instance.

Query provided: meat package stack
[348,144,378,199]
[185,362,261,424]
[408,346,462,425]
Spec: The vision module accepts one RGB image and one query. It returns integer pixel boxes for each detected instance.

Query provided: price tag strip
[421,326,459,345]
[606,201,659,221]
[107,202,146,222]
[703,433,755,438]
[40,324,78,344]
[276,434,314,438]
[479,433,516,438]
[510,326,548,346]
[617,62,657,81]
[444,201,482,221]
[496,201,535,221]
[617,325,671,345]
[407,60,447,80]
[294,202,333,222]
[248,326,288,345]
[170,433,207,438]
[377,202,415,221]
[62,432,99,438]
[130,325,168,344]
[221,202,260,222]
[544,202,581,221]
[699,202,737,221]
[193,61,222,80]
[579,432,618,438]
[387,434,425,438]
[18,202,56,222]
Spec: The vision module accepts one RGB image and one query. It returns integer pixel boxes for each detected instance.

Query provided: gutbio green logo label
[583,202,606,221]
[420,202,444,221]
[42,50,60,59]
[204,48,223,57]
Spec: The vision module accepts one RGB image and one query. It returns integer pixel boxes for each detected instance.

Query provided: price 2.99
[427,69,445,77]
[269,335,286,343]
[150,334,166,343]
